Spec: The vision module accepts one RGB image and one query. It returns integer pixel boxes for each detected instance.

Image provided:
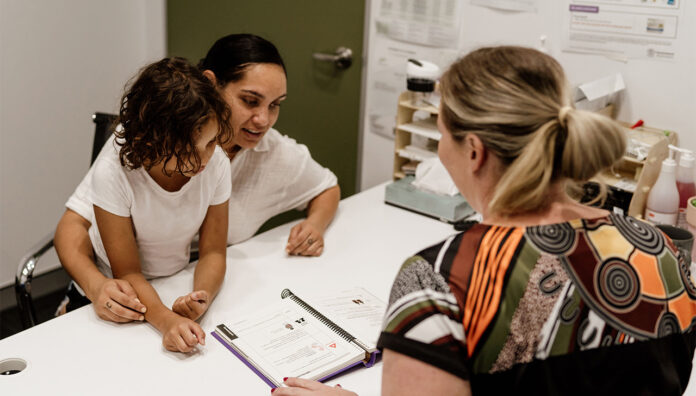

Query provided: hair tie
[558,106,572,128]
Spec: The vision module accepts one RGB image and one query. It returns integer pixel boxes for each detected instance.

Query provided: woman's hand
[286,220,324,256]
[273,378,356,396]
[161,312,206,353]
[172,290,210,321]
[285,185,340,257]
[93,278,147,323]
[55,209,147,323]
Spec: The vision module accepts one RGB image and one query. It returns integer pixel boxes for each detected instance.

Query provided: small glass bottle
[406,59,439,107]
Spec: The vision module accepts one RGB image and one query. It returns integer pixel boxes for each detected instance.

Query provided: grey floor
[0,290,67,339]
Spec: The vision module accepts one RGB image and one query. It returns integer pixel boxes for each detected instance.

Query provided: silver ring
[307,238,314,245]
[106,301,112,309]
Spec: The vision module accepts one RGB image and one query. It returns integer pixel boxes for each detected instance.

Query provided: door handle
[312,47,352,70]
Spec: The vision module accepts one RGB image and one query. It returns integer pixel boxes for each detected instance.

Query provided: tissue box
[385,176,474,223]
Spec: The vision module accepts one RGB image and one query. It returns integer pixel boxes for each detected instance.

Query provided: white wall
[0,0,166,288]
[359,1,696,191]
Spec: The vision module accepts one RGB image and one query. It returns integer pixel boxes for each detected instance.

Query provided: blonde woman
[277,46,696,395]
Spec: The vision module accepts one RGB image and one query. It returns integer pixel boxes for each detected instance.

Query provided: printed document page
[305,287,387,348]
[222,299,366,383]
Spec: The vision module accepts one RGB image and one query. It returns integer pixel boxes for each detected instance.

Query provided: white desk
[4,183,696,395]
[0,184,456,395]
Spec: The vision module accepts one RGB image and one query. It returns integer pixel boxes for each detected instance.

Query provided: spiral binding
[281,288,356,343]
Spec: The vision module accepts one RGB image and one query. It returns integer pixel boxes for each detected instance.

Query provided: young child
[88,57,232,353]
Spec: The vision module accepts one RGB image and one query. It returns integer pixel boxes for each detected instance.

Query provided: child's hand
[172,290,209,321]
[286,220,325,256]
[162,313,206,353]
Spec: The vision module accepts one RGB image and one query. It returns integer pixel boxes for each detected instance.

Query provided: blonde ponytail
[560,109,626,182]
[488,120,561,215]
[439,46,626,216]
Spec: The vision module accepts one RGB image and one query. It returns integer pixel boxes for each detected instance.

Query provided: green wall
[167,0,365,232]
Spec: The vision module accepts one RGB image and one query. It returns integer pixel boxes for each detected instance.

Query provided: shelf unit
[393,91,440,180]
[389,91,680,218]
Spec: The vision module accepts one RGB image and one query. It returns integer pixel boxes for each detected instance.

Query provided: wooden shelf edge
[398,100,439,114]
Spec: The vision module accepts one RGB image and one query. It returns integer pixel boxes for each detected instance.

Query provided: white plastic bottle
[645,147,679,226]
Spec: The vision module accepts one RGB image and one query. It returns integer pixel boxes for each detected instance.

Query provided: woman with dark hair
[199,34,339,254]
[54,34,339,325]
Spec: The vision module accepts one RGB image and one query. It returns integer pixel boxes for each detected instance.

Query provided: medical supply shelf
[393,91,440,180]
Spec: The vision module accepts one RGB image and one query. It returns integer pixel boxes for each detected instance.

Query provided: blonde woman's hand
[93,278,146,323]
[172,290,209,321]
[161,312,206,353]
[273,378,356,396]
[286,220,325,256]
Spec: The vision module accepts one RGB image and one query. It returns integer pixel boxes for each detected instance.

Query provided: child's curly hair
[116,57,232,175]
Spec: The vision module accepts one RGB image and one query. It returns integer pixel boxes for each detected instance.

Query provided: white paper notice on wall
[561,0,684,61]
[470,0,538,12]
[365,38,458,139]
[376,0,462,48]
[367,43,413,139]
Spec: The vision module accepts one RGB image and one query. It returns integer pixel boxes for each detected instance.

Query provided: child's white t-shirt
[88,137,231,279]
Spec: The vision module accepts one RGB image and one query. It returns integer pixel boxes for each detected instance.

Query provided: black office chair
[15,112,118,329]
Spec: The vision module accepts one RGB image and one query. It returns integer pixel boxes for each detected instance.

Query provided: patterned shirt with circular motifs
[378,214,696,395]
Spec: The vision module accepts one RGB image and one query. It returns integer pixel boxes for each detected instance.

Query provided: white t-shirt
[66,127,337,248]
[226,128,337,244]
[82,136,231,279]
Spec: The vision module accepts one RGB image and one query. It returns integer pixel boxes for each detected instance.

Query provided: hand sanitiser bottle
[675,147,696,229]
[645,146,679,226]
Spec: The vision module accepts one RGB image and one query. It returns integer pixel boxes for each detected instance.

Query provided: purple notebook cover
[212,331,379,388]
[211,331,277,388]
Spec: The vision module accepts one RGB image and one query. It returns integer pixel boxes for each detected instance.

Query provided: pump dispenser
[645,146,679,226]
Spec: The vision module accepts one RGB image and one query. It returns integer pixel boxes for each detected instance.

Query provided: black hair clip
[453,220,479,232]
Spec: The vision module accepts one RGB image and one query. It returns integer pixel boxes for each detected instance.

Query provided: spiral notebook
[212,287,386,388]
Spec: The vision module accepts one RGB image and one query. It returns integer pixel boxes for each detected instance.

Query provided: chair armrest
[15,233,55,329]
